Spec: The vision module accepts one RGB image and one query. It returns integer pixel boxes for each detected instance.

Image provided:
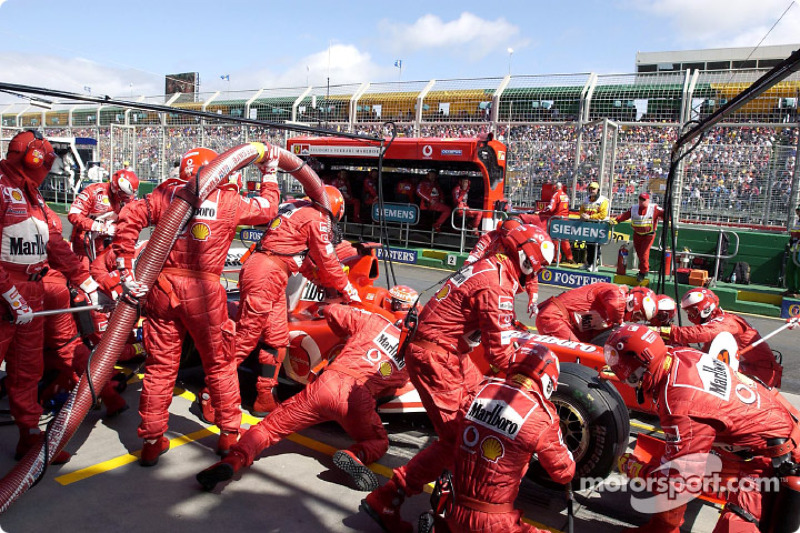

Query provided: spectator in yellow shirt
[579,181,609,272]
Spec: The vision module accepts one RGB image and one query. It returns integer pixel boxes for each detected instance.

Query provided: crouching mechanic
[419,341,575,533]
[112,145,281,466]
[233,185,361,416]
[361,224,555,533]
[536,283,657,343]
[665,288,782,388]
[196,291,417,492]
[606,323,800,532]
[0,129,100,463]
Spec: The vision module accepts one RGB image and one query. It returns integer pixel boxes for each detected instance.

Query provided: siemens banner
[548,219,612,245]
[372,203,419,224]
[376,246,418,264]
[538,268,612,288]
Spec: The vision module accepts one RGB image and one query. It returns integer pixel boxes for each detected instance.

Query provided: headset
[9,129,55,170]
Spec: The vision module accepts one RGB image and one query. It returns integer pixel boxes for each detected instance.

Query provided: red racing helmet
[508,340,560,399]
[604,323,667,386]
[500,223,555,276]
[6,130,57,186]
[110,169,139,201]
[625,287,657,323]
[179,147,218,183]
[650,295,677,327]
[385,285,419,315]
[681,288,720,324]
[321,185,345,222]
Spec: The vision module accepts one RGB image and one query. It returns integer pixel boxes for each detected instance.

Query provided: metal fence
[1,68,799,228]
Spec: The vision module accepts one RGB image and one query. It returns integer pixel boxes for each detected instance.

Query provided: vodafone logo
[422,145,433,157]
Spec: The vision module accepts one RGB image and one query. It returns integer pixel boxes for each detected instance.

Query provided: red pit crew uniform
[393,254,521,497]
[467,230,539,311]
[332,173,361,223]
[68,182,121,266]
[669,312,782,388]
[536,282,629,343]
[534,188,573,262]
[632,347,800,532]
[113,182,279,441]
[0,162,91,433]
[448,379,575,533]
[234,201,351,406]
[88,246,145,362]
[452,182,482,231]
[416,178,452,231]
[614,202,664,276]
[363,172,379,208]
[232,305,409,466]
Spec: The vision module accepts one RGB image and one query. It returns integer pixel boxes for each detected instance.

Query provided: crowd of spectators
[31,119,800,227]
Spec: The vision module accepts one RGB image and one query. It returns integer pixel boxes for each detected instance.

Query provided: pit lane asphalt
[0,222,795,532]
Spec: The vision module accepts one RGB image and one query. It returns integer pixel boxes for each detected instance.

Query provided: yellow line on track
[53,389,562,531]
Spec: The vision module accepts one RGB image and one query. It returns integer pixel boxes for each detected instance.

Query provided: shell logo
[379,361,392,377]
[541,269,553,282]
[30,148,44,165]
[190,222,211,241]
[101,197,110,205]
[270,218,282,231]
[435,284,451,301]
[789,304,800,316]
[10,190,22,202]
[480,436,504,463]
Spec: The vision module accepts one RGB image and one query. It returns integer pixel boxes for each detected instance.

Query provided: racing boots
[15,427,71,464]
[333,449,379,491]
[140,435,170,467]
[360,478,413,533]
[196,449,247,491]
[197,387,216,425]
[251,387,280,417]
[217,430,240,457]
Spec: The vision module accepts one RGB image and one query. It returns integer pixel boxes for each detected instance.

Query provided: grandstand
[1,64,800,229]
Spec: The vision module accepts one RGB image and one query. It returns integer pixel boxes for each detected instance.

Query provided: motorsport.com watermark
[580,453,781,513]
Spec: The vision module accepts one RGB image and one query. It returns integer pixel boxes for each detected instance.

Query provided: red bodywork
[270,242,655,415]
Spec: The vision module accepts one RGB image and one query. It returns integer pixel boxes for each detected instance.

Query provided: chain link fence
[1,68,799,228]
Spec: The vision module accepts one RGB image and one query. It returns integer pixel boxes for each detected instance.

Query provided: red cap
[639,192,650,200]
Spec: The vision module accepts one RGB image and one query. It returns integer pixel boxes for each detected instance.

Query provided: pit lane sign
[376,246,418,264]
[538,268,612,288]
[372,203,419,224]
[548,219,612,245]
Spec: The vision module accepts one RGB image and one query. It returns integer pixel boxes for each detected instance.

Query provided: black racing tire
[527,362,630,489]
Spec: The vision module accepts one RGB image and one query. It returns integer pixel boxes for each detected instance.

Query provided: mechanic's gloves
[527,292,539,318]
[116,256,148,300]
[79,276,101,307]
[90,220,105,233]
[342,281,362,304]
[256,145,281,185]
[618,452,646,479]
[98,270,124,301]
[648,325,671,341]
[104,221,116,237]
[2,286,33,324]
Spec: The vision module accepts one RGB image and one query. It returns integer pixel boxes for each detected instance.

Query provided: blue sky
[1,0,799,100]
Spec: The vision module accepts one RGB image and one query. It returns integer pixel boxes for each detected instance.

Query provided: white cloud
[229,44,389,91]
[0,52,162,101]
[378,12,524,61]
[630,0,800,48]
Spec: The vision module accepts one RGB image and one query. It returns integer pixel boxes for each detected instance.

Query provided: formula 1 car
[175,240,631,487]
